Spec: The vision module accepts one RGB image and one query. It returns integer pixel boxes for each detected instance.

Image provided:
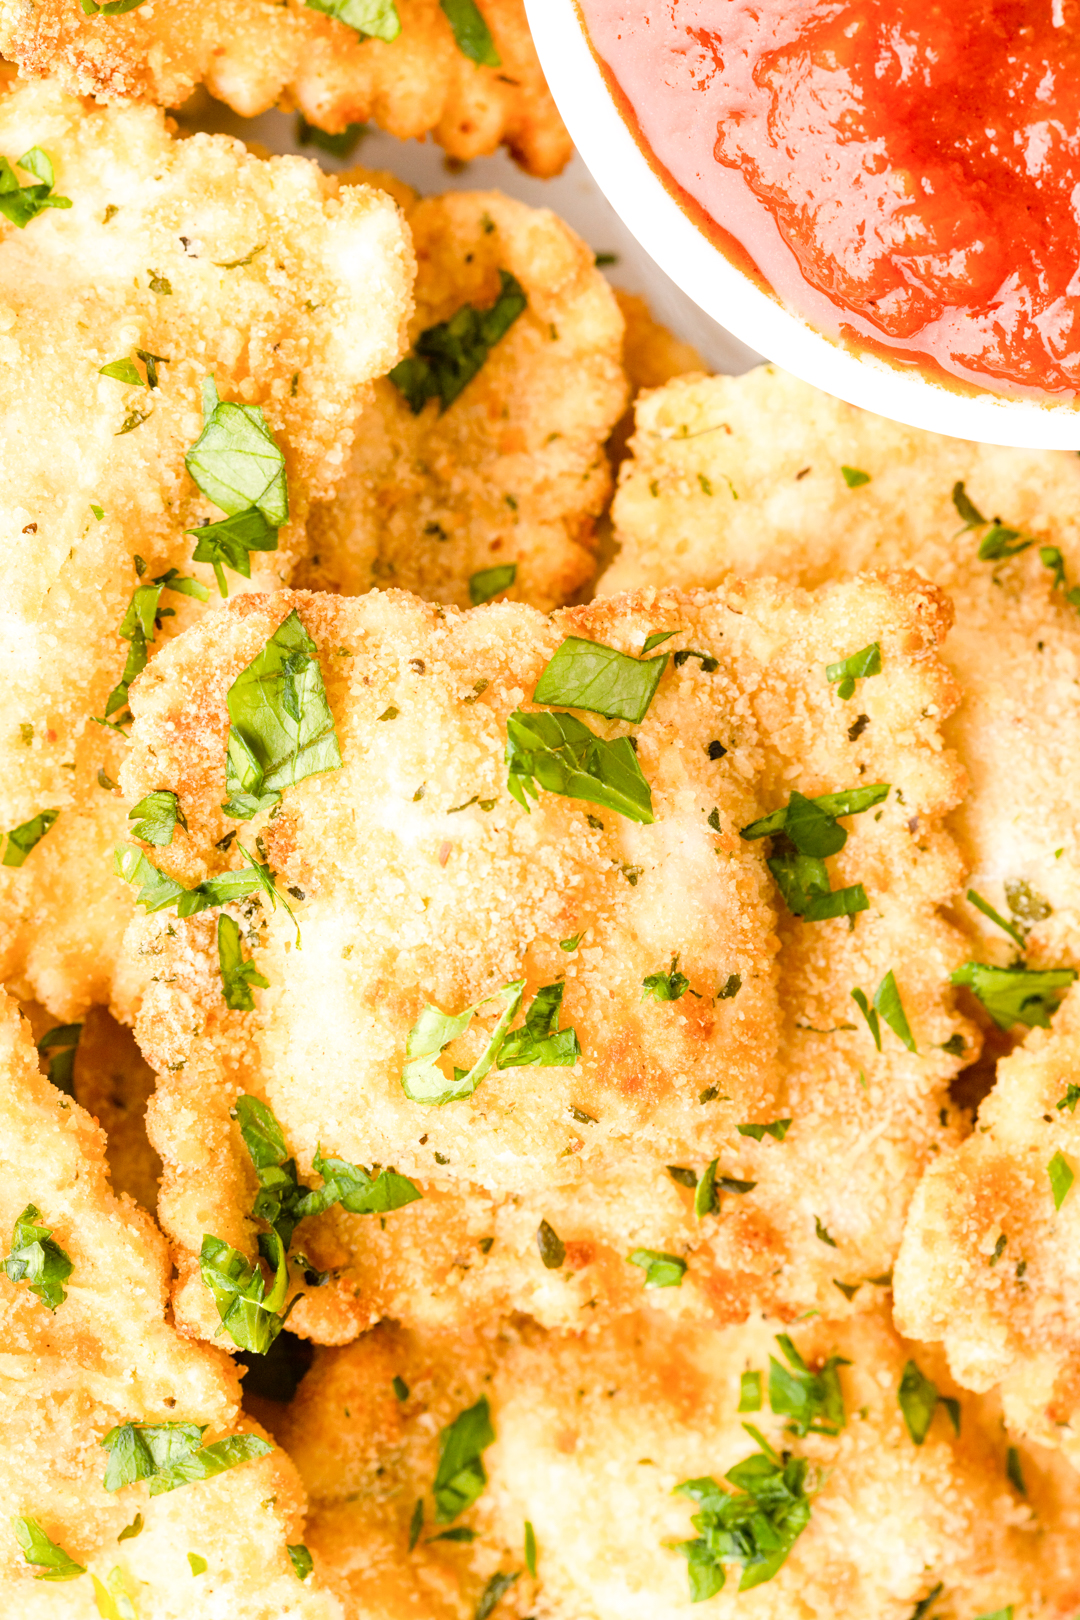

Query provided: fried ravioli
[300,188,627,613]
[279,1305,1074,1620]
[0,992,337,1618]
[109,574,967,1341]
[0,0,570,177]
[0,79,412,1016]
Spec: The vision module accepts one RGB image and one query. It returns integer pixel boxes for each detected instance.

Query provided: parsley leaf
[303,0,401,38]
[951,481,1032,559]
[825,641,881,701]
[641,956,693,1002]
[81,0,147,13]
[497,981,581,1068]
[38,1023,81,1097]
[301,1149,421,1218]
[1048,1149,1074,1210]
[217,914,269,1010]
[232,1095,309,1249]
[100,357,143,387]
[186,374,288,526]
[187,508,279,598]
[1057,1083,1080,1114]
[532,636,668,723]
[738,1371,762,1412]
[288,1544,314,1581]
[101,1420,271,1496]
[128,789,187,847]
[966,887,1026,949]
[102,569,208,721]
[0,148,72,228]
[433,1397,495,1522]
[3,1204,73,1311]
[524,1520,537,1577]
[627,1248,687,1288]
[840,466,870,488]
[737,1119,792,1142]
[693,1160,756,1219]
[469,563,516,605]
[741,784,889,847]
[115,842,290,922]
[222,609,342,819]
[673,1430,813,1597]
[505,708,654,824]
[401,980,524,1105]
[768,1334,847,1436]
[474,1571,520,1620]
[536,1219,565,1269]
[897,1359,945,1445]
[11,1517,85,1581]
[440,0,501,64]
[851,970,915,1052]
[950,962,1076,1030]
[199,1232,288,1354]
[2,808,59,867]
[390,270,526,413]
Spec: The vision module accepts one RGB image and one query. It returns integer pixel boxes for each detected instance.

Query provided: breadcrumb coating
[280,1306,1079,1620]
[0,0,570,177]
[300,188,627,613]
[0,79,412,1011]
[0,993,336,1618]
[110,576,968,1340]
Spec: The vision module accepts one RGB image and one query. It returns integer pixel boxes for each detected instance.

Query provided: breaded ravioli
[0,993,340,1618]
[0,79,412,1016]
[0,0,569,177]
[109,577,969,1342]
[300,188,627,614]
[601,365,1080,969]
[895,983,1080,1462]
[277,1306,1075,1620]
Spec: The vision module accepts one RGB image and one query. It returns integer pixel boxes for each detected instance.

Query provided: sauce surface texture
[582,0,1080,398]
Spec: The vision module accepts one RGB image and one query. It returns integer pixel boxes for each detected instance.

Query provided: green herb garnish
[505,709,653,823]
[128,789,187,847]
[433,1397,495,1522]
[897,1359,956,1446]
[692,1160,756,1219]
[951,481,1032,559]
[187,509,280,598]
[80,0,147,13]
[37,1023,81,1097]
[217,914,269,1010]
[768,1335,847,1436]
[950,962,1076,1030]
[288,1544,314,1581]
[390,270,526,414]
[673,1429,813,1598]
[738,1372,762,1412]
[469,564,517,605]
[304,0,400,37]
[966,887,1026,948]
[627,1248,686,1288]
[296,118,368,157]
[11,1517,85,1581]
[401,980,524,1105]
[101,1421,271,1495]
[642,955,696,1002]
[184,376,287,593]
[737,1119,792,1142]
[536,1220,565,1269]
[474,1570,519,1620]
[2,808,59,867]
[840,466,870,488]
[102,568,209,721]
[3,1204,73,1311]
[440,0,500,63]
[0,148,72,228]
[533,636,668,723]
[524,1520,537,1577]
[826,641,880,700]
[498,981,581,1068]
[221,608,342,819]
[741,784,886,921]
[850,969,915,1052]
[1048,1149,1074,1210]
[199,1232,288,1354]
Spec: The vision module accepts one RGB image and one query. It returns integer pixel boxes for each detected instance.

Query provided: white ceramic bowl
[525,0,1080,450]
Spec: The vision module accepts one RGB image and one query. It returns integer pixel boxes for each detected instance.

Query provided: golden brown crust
[0,0,571,177]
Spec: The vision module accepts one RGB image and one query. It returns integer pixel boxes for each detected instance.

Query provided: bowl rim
[524,0,1080,450]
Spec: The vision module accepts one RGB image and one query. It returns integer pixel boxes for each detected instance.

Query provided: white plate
[524,0,1080,450]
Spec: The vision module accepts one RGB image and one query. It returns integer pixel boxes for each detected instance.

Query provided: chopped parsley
[737,1119,792,1142]
[627,1248,686,1288]
[1040,544,1080,609]
[966,887,1026,948]
[641,956,694,1002]
[0,148,72,228]
[440,0,501,65]
[393,1376,410,1402]
[505,709,653,823]
[11,1517,85,1581]
[37,1022,82,1096]
[304,0,401,38]
[200,1231,288,1353]
[80,0,147,13]
[296,118,368,158]
[102,568,208,722]
[469,564,516,605]
[536,1219,565,1269]
[184,376,287,593]
[840,465,870,488]
[2,807,59,867]
[474,1571,519,1619]
[101,1421,271,1495]
[738,1371,762,1412]
[288,1544,314,1581]
[221,608,342,819]
[1048,1149,1074,1210]
[115,840,290,921]
[533,636,668,723]
[850,969,916,1052]
[524,1520,537,1577]
[300,1149,421,1219]
[673,1429,813,1598]
[897,1359,959,1445]
[117,1515,142,1542]
[498,981,581,1068]
[3,1204,73,1311]
[1057,1083,1080,1114]
[825,641,880,700]
[768,1335,847,1436]
[100,357,143,387]
[951,481,1032,560]
[188,1553,208,1575]
[693,1160,756,1219]
[217,914,269,1010]
[673,648,719,673]
[950,962,1076,1030]
[390,270,526,413]
[433,1397,495,1522]
[814,1215,837,1248]
[740,784,887,921]
[401,980,524,1104]
[127,789,187,847]
[717,972,742,999]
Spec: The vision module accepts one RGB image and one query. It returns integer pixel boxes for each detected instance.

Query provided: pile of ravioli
[1,11,1080,1620]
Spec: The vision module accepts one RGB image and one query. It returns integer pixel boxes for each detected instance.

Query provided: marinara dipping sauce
[580,1,1080,398]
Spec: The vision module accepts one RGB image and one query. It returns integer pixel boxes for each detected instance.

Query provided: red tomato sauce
[581,0,1080,399]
